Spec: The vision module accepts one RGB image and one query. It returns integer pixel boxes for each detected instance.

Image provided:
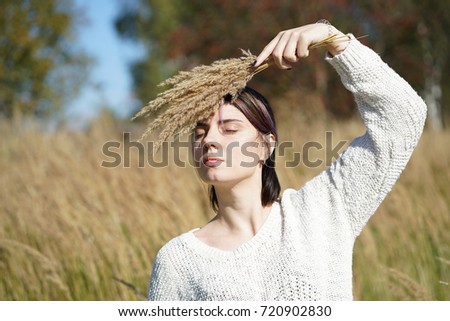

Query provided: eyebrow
[195,119,243,127]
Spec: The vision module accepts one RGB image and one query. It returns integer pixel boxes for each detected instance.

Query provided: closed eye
[193,127,207,140]
[219,123,240,134]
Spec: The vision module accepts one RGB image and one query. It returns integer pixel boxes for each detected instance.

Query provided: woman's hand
[255,23,350,69]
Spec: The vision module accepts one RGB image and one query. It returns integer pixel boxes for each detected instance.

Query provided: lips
[202,156,224,167]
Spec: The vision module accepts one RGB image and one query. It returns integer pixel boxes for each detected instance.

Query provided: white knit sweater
[147,39,427,301]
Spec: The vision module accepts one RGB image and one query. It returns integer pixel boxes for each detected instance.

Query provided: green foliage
[115,0,450,121]
[115,0,352,115]
[0,0,91,117]
[355,0,450,92]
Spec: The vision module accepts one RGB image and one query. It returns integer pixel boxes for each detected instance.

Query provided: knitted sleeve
[303,38,427,238]
[147,245,183,300]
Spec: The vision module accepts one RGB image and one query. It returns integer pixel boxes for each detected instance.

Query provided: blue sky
[67,0,144,124]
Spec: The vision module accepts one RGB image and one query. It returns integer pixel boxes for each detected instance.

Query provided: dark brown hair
[210,86,280,211]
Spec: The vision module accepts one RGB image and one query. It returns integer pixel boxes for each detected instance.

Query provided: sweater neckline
[183,201,280,259]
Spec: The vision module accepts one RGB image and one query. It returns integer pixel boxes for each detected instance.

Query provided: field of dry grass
[1,112,449,300]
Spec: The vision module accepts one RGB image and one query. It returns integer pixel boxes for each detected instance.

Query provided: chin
[198,166,257,187]
[198,169,227,185]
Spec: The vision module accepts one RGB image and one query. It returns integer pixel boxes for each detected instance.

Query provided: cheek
[228,141,263,167]
[192,144,202,164]
[190,134,262,168]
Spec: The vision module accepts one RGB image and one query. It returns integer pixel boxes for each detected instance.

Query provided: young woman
[147,23,427,300]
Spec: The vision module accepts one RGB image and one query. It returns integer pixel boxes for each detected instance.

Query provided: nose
[202,126,221,151]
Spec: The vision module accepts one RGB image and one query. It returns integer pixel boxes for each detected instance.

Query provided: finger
[255,32,283,67]
[283,31,300,63]
[296,32,310,58]
[272,31,293,69]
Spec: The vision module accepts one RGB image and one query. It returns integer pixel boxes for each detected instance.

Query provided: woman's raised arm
[257,23,427,238]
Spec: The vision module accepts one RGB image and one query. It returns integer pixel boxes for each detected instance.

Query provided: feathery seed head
[132,50,268,152]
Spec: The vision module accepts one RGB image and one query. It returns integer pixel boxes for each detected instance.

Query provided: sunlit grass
[0,112,448,300]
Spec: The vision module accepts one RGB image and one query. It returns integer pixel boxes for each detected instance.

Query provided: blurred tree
[115,0,186,112]
[115,0,449,126]
[352,0,450,129]
[115,0,358,117]
[0,0,90,117]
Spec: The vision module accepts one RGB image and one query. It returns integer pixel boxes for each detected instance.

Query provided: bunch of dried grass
[132,50,268,152]
[133,34,358,151]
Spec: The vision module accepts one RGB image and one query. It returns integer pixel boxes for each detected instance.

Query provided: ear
[267,133,276,157]
[262,133,276,160]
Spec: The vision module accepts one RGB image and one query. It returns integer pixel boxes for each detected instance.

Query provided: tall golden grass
[0,110,449,300]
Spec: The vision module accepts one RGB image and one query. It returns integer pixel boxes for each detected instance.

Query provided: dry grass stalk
[132,50,262,152]
[0,239,70,297]
[436,256,450,267]
[382,266,432,300]
[132,35,367,152]
[1,117,449,300]
[112,276,147,299]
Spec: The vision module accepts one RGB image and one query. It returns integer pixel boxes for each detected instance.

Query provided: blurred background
[1,0,449,300]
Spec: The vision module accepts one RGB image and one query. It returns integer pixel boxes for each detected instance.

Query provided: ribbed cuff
[325,34,382,77]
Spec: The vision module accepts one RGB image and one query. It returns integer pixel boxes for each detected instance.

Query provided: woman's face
[192,103,267,187]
